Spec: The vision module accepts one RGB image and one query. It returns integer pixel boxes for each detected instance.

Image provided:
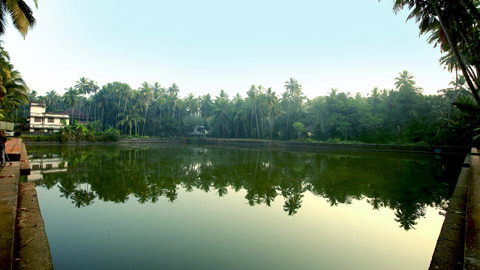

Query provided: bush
[22,133,61,142]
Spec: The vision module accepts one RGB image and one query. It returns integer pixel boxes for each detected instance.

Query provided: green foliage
[0,0,38,37]
[0,45,29,122]
[23,121,121,142]
[293,122,306,139]
[14,71,477,146]
[388,0,480,105]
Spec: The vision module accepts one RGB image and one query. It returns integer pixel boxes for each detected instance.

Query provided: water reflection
[29,144,462,230]
[28,153,68,182]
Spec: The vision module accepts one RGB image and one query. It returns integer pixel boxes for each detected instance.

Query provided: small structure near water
[189,126,209,137]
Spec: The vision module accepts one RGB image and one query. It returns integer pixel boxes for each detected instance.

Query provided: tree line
[11,70,473,145]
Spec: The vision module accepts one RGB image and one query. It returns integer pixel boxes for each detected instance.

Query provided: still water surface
[27,144,462,269]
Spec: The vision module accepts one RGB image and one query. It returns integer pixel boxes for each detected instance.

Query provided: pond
[26,144,463,269]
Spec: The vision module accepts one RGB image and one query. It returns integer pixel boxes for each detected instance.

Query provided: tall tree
[389,0,480,104]
[265,87,279,139]
[62,87,79,110]
[284,77,302,140]
[139,82,153,135]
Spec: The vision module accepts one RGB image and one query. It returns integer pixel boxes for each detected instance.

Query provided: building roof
[44,113,70,118]
[30,101,46,106]
[61,108,89,119]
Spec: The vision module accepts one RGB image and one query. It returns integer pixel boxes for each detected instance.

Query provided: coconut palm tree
[45,90,60,112]
[232,94,248,138]
[213,91,230,137]
[183,93,198,133]
[265,87,279,139]
[200,93,214,119]
[168,83,179,97]
[389,0,480,104]
[139,82,153,135]
[0,0,37,37]
[0,50,29,120]
[247,85,260,138]
[284,77,302,139]
[87,79,99,121]
[394,70,416,91]
[62,87,79,110]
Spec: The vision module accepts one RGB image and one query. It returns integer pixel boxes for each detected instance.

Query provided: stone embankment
[0,138,52,270]
[429,148,480,269]
[115,137,470,154]
[191,138,470,154]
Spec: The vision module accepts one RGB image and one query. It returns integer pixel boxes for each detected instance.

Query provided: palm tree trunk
[236,122,239,138]
[269,109,273,140]
[432,3,480,105]
[250,109,254,138]
[242,120,248,138]
[285,101,291,140]
[142,104,148,136]
[255,104,260,139]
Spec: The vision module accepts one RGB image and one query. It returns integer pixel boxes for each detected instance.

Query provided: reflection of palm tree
[263,187,277,207]
[394,204,426,231]
[72,189,96,208]
[165,186,178,202]
[283,193,303,216]
[58,181,76,199]
[367,197,384,210]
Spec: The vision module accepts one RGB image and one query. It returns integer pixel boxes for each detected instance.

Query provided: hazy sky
[2,0,454,98]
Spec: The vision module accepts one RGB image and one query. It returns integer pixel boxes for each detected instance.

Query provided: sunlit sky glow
[2,0,454,98]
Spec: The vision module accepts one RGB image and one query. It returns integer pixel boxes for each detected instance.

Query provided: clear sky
[2,0,454,98]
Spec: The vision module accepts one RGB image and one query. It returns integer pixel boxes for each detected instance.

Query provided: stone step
[0,162,20,270]
[15,183,53,270]
[465,153,480,269]
[20,143,30,176]
[5,138,22,162]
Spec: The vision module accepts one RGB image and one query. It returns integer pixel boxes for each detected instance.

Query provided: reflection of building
[29,102,70,133]
[28,154,68,182]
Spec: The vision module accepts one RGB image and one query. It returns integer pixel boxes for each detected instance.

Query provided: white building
[29,102,70,133]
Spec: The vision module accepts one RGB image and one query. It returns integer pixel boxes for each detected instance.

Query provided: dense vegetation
[22,121,121,142]
[390,0,480,106]
[10,71,474,145]
[0,44,28,120]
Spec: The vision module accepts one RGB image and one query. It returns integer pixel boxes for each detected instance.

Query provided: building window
[32,164,40,170]
[45,164,52,169]
[48,118,54,123]
[34,117,42,122]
